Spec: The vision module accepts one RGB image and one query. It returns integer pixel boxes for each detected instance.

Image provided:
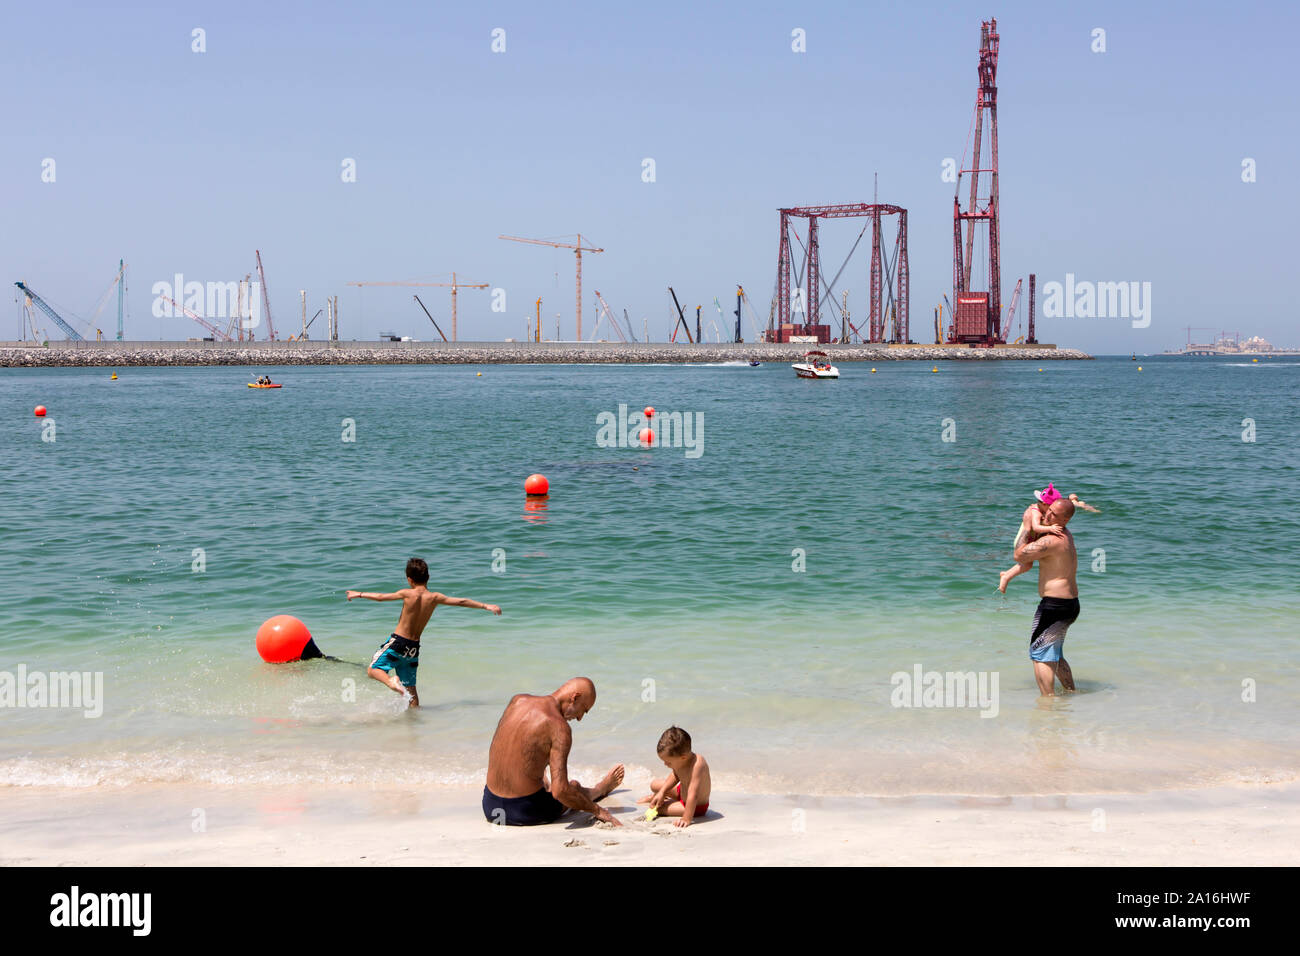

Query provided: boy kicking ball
[347,557,500,707]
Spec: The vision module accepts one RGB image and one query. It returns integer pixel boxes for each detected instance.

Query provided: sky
[2,0,1295,353]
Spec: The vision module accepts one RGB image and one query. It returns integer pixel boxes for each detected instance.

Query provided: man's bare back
[482,678,623,826]
[486,693,567,796]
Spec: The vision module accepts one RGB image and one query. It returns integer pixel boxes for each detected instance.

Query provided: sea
[1,355,1296,797]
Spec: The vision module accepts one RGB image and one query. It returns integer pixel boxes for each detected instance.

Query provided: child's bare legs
[999,562,1032,593]
[637,777,677,806]
[367,666,419,707]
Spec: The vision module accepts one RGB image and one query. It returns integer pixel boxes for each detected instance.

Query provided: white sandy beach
[3,782,1295,867]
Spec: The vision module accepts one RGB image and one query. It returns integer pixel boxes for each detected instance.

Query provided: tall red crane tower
[951,18,1002,346]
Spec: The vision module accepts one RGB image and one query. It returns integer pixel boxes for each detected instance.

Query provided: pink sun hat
[1034,482,1062,505]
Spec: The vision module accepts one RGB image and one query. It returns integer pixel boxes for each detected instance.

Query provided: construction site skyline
[3,1,1294,352]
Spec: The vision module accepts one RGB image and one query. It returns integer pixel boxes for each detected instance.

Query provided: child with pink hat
[999,483,1065,593]
[999,484,1100,593]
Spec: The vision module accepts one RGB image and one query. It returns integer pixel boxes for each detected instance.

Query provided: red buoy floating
[638,427,655,445]
[255,615,322,663]
[34,405,47,417]
[524,473,549,496]
[643,406,655,419]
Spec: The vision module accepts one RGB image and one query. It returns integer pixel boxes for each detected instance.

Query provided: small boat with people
[792,350,839,379]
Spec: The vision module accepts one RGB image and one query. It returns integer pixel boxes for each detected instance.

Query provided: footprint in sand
[563,838,586,848]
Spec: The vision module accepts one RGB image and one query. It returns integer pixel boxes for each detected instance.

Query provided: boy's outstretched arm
[346,589,408,601]
[434,593,502,615]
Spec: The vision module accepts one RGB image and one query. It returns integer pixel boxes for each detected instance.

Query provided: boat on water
[749,360,761,367]
[247,383,282,389]
[792,350,839,379]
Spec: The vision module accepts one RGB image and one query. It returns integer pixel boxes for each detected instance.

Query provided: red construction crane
[498,234,603,340]
[772,203,908,344]
[346,273,488,341]
[162,295,233,341]
[951,18,1002,346]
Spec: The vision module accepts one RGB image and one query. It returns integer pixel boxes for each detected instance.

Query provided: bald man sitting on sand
[482,677,625,827]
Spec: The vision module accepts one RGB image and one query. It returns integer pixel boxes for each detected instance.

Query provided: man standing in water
[1013,498,1080,697]
[482,677,624,826]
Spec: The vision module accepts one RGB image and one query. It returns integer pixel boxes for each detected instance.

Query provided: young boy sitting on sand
[638,726,711,827]
[999,483,1100,592]
[346,557,500,708]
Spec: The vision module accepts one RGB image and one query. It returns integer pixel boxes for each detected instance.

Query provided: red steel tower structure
[773,203,908,344]
[951,18,1002,346]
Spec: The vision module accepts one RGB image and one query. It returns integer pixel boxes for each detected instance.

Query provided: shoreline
[2,780,1292,866]
[0,340,1091,367]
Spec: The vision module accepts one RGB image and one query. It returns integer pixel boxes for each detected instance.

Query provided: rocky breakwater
[0,341,1092,367]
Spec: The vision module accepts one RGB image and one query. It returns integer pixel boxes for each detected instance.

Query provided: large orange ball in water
[34,405,47,417]
[638,427,655,445]
[643,406,655,418]
[256,615,316,663]
[524,473,549,496]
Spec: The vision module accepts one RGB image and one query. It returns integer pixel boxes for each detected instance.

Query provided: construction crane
[287,310,323,341]
[254,250,277,341]
[412,295,449,342]
[734,286,764,342]
[499,234,603,340]
[622,308,637,343]
[83,261,127,341]
[13,282,84,341]
[1002,278,1023,343]
[952,18,1003,345]
[161,296,233,341]
[712,298,729,343]
[591,290,627,343]
[19,291,44,341]
[227,274,253,341]
[667,288,694,343]
[347,274,488,341]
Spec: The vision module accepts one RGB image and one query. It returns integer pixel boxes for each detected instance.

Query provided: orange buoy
[524,473,549,496]
[638,427,655,445]
[643,406,655,418]
[255,615,321,663]
[34,405,47,417]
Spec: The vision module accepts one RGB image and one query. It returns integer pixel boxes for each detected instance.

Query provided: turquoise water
[1,357,1297,795]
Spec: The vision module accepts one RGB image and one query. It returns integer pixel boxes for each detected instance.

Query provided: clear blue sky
[2,0,1294,352]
